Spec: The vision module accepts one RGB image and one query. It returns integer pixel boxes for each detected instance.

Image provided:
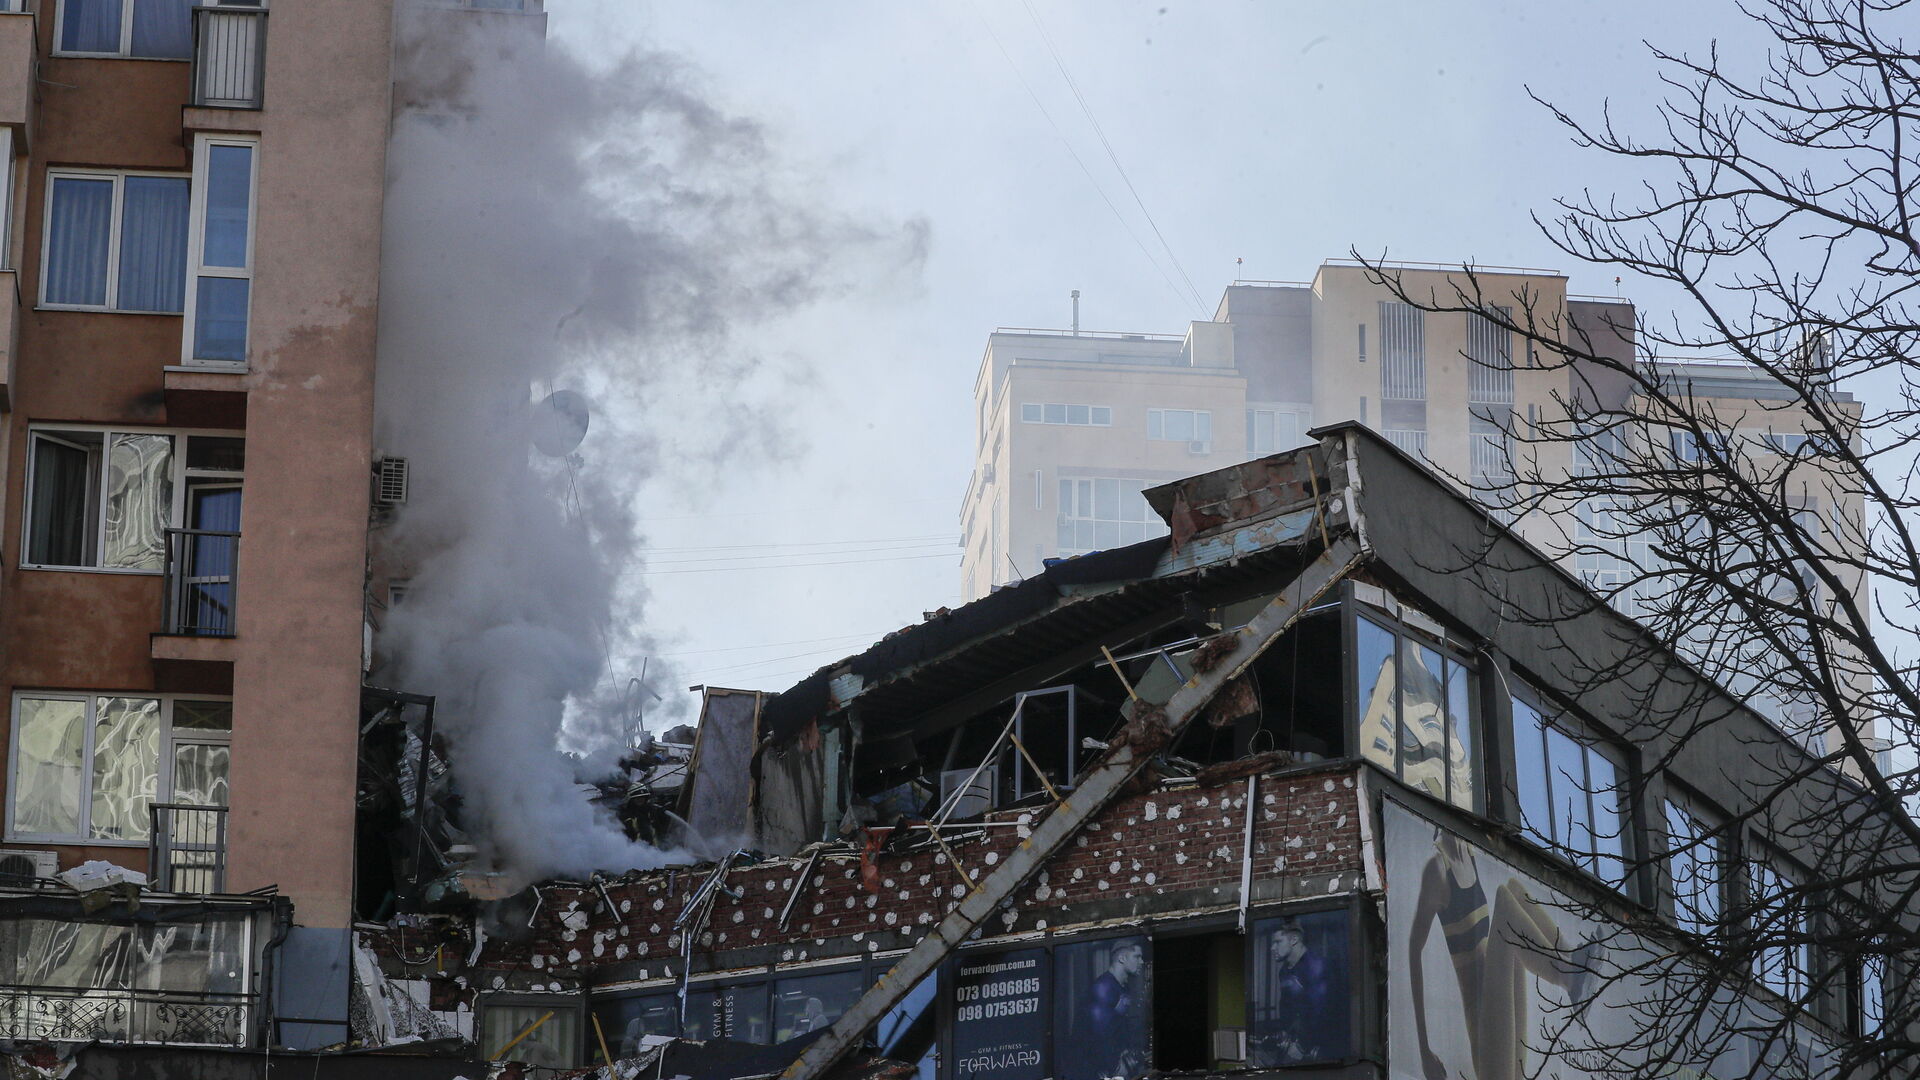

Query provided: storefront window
[1249,910,1352,1066]
[1053,936,1148,1080]
[773,969,866,1043]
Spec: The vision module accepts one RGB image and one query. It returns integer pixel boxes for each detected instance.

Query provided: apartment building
[0,0,541,1060]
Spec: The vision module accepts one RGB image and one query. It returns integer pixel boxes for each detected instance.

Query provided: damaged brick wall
[361,762,1365,1000]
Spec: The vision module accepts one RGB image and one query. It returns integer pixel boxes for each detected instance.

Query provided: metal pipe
[1237,774,1258,933]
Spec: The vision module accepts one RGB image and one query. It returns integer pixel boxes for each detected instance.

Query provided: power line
[636,552,955,577]
[644,541,955,568]
[968,0,1199,315]
[1019,0,1209,316]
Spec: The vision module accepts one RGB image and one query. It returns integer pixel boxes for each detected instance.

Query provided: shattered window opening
[8,693,232,844]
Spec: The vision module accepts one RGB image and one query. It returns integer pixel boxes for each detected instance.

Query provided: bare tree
[1364,1,1920,1075]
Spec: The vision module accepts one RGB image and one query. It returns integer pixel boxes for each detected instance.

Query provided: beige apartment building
[961,260,1634,600]
[960,260,1870,763]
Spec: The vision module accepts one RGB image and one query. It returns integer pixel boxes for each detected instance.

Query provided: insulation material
[350,933,462,1047]
[754,720,827,855]
[680,689,762,847]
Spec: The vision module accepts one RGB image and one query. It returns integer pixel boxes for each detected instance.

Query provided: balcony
[0,985,254,1047]
[162,529,239,637]
[191,7,266,110]
[0,9,35,150]
[149,803,229,894]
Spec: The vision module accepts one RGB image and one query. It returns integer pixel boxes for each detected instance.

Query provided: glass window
[873,973,939,1080]
[43,172,189,311]
[772,969,866,1044]
[1056,476,1165,556]
[1664,798,1722,935]
[59,0,193,57]
[102,433,174,571]
[1021,403,1042,423]
[1249,910,1352,1066]
[1749,858,1807,1000]
[1053,937,1147,1080]
[1354,613,1478,811]
[12,697,86,836]
[952,948,1048,1080]
[1044,403,1067,424]
[185,139,256,366]
[593,993,678,1063]
[481,1000,579,1068]
[1148,409,1212,443]
[24,430,240,573]
[1860,951,1886,1038]
[1511,686,1633,889]
[9,695,232,842]
[1022,403,1109,427]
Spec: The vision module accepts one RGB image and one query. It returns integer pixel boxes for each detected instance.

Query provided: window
[480,995,580,1068]
[24,428,243,572]
[1663,794,1724,935]
[1466,307,1514,405]
[1248,910,1353,1067]
[56,0,193,58]
[1057,477,1165,555]
[41,170,190,311]
[1378,301,1425,400]
[1469,409,1514,488]
[1245,406,1306,456]
[1354,611,1478,812]
[1510,687,1630,887]
[1748,857,1808,1000]
[1020,402,1112,426]
[1356,322,1366,362]
[1670,429,1729,463]
[1858,949,1887,1039]
[9,695,230,843]
[1147,408,1211,443]
[182,137,257,365]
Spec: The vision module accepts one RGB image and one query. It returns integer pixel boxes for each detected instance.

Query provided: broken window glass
[102,433,174,571]
[12,697,86,836]
[481,1001,579,1068]
[90,696,161,841]
[873,972,938,1080]
[595,993,678,1061]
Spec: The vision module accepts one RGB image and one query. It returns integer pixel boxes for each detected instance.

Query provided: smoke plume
[372,5,923,880]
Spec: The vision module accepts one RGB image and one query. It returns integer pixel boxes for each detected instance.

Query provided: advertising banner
[1053,936,1149,1080]
[952,947,1048,1080]
[1383,800,1832,1080]
[1249,909,1352,1066]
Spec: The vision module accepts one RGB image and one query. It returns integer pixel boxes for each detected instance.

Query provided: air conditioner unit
[374,457,410,507]
[1211,1028,1247,1062]
[939,765,998,821]
[0,848,59,884]
[1187,440,1212,455]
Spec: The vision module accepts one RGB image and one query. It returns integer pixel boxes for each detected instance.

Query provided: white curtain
[130,0,193,59]
[116,176,189,312]
[59,0,122,53]
[45,177,113,306]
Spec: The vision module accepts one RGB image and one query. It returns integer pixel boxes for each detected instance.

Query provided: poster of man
[1249,909,1351,1065]
[1053,936,1148,1080]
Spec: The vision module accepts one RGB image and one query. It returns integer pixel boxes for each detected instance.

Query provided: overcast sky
[538,1,1765,725]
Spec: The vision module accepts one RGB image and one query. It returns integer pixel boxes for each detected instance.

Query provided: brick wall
[368,762,1366,994]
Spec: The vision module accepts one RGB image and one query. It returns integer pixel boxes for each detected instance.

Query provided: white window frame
[6,692,232,845]
[38,167,192,312]
[1019,402,1112,427]
[181,135,259,368]
[1245,403,1309,457]
[21,423,244,574]
[1146,408,1212,443]
[52,0,195,59]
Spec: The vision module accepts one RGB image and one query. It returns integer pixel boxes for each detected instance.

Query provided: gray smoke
[372,6,924,880]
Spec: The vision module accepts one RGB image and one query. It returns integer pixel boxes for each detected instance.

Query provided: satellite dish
[533,389,590,457]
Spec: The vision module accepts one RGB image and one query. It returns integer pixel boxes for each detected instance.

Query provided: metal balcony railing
[192,7,267,110]
[0,985,253,1047]
[149,803,229,894]
[162,529,240,637]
